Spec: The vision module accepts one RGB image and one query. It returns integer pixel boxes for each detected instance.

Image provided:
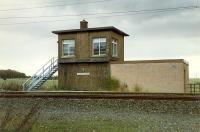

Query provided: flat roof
[52,26,129,36]
[111,59,189,65]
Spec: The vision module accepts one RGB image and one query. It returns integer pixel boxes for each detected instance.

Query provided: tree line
[0,69,27,80]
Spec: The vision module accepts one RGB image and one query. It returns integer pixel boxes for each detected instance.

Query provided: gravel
[0,98,200,131]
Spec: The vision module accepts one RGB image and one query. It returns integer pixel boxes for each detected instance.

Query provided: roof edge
[52,26,129,36]
[111,59,189,65]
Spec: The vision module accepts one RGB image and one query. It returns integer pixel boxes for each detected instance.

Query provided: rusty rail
[0,92,199,101]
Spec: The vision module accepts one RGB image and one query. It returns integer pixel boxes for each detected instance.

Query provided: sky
[0,0,199,77]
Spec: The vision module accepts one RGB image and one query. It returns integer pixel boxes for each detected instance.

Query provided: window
[92,38,106,56]
[62,40,75,57]
[112,39,118,57]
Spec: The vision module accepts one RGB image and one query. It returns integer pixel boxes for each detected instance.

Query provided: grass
[0,114,140,132]
[134,84,143,93]
[31,119,139,132]
[0,78,58,91]
[0,101,40,132]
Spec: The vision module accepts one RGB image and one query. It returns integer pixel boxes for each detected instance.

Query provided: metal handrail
[33,58,57,79]
[27,69,53,91]
[24,57,58,90]
[23,57,58,91]
[23,58,54,88]
[32,57,57,78]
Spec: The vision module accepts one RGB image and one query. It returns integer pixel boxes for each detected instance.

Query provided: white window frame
[112,39,118,57]
[92,37,107,56]
[62,39,75,57]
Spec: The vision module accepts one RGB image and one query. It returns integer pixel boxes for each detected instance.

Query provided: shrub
[104,77,120,91]
[134,84,142,93]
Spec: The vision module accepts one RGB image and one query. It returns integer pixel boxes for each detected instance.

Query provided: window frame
[92,37,107,56]
[112,38,118,57]
[62,39,76,58]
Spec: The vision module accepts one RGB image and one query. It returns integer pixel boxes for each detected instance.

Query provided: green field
[189,78,200,84]
[0,78,58,91]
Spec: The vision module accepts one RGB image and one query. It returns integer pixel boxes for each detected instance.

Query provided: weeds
[104,77,120,91]
[134,84,143,93]
[120,83,129,92]
[0,79,58,91]
[0,82,22,91]
[15,103,40,132]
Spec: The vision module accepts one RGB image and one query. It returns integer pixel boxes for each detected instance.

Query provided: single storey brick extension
[52,20,189,93]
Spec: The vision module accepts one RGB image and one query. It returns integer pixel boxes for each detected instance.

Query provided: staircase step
[23,57,58,91]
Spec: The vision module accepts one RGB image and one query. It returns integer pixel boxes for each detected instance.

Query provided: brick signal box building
[53,20,189,93]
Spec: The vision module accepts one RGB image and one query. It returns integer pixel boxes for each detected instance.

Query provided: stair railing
[23,57,58,91]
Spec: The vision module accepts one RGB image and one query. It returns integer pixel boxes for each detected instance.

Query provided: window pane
[63,40,75,45]
[93,43,99,55]
[112,44,117,56]
[69,46,75,55]
[63,44,69,56]
[93,38,99,43]
[100,42,106,55]
[100,38,106,42]
[112,39,118,56]
[63,40,75,56]
[92,37,106,55]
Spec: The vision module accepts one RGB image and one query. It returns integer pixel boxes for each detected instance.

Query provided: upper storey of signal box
[52,20,129,63]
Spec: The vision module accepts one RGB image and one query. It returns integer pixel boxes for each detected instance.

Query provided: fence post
[189,84,200,93]
[199,84,200,92]
[190,84,192,93]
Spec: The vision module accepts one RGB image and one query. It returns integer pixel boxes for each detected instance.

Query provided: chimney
[80,20,88,29]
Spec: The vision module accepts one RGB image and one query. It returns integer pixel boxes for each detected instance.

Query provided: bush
[104,77,120,91]
[134,84,142,93]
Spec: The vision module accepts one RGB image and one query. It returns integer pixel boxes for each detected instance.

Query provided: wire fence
[188,84,200,93]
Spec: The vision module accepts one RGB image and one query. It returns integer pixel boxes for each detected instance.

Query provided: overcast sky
[0,0,199,77]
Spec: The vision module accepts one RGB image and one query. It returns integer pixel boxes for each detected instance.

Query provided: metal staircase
[23,57,58,91]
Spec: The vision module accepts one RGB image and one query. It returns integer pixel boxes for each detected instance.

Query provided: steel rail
[0,92,199,101]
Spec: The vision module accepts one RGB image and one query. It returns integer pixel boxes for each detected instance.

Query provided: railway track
[0,92,199,100]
